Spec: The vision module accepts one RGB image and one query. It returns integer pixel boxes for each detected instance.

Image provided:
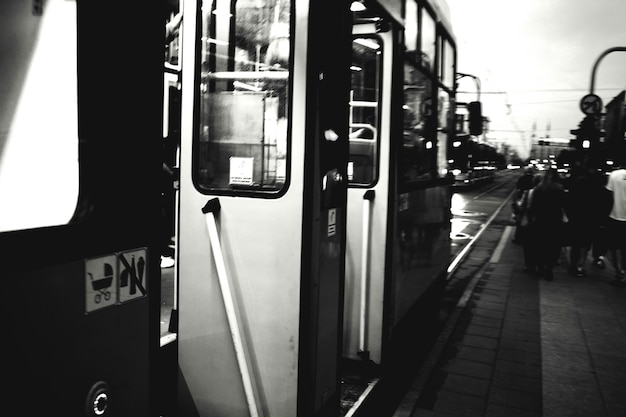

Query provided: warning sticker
[84,248,148,314]
[328,208,337,237]
[229,157,254,185]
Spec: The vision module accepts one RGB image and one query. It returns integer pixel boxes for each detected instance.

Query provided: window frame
[191,0,295,198]
[348,34,384,188]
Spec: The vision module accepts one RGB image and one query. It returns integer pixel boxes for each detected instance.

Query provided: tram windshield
[195,0,290,194]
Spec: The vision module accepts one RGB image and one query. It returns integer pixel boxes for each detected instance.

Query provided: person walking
[590,170,612,270]
[521,174,541,274]
[527,168,566,280]
[565,165,591,276]
[512,167,535,243]
[606,166,626,286]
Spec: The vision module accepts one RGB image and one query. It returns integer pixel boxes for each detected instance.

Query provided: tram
[1,0,460,416]
[448,135,500,187]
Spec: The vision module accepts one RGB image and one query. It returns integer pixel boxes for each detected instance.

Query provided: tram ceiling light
[351,1,367,12]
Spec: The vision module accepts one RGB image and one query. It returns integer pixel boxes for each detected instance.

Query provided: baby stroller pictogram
[89,263,114,303]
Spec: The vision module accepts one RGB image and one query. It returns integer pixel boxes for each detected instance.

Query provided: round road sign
[580,93,603,115]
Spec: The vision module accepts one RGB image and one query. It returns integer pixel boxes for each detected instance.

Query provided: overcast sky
[447,0,626,158]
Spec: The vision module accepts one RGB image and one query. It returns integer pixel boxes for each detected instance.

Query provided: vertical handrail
[358,190,375,358]
[202,198,262,417]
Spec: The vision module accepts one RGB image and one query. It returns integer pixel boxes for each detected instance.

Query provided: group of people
[512,164,626,285]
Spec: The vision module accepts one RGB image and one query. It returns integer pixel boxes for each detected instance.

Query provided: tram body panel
[5,259,151,416]
[1,0,163,415]
[392,186,451,322]
[177,186,305,417]
[343,30,393,365]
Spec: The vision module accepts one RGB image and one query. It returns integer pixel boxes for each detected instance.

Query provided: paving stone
[497,348,541,366]
[497,339,541,354]
[471,306,505,320]
[465,323,501,339]
[485,403,541,417]
[433,390,485,417]
[443,358,493,380]
[454,345,497,364]
[495,359,541,379]
[460,315,502,329]
[491,371,541,394]
[456,333,499,351]
[441,373,490,397]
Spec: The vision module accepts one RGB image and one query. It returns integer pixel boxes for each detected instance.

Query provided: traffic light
[468,101,483,136]
[571,115,600,151]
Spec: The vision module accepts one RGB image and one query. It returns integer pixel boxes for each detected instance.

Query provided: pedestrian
[527,168,566,280]
[606,166,626,286]
[590,170,612,270]
[564,165,611,277]
[522,174,541,274]
[512,167,535,243]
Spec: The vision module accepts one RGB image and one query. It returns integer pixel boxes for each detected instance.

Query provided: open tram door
[0,1,163,415]
[343,0,455,391]
[175,0,351,416]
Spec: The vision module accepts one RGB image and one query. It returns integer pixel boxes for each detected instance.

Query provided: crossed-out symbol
[580,94,603,115]
[119,253,146,296]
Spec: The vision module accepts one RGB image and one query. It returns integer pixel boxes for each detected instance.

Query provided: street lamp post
[590,47,626,94]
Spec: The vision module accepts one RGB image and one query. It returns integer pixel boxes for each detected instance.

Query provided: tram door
[176,1,350,416]
[344,0,454,368]
[0,1,163,416]
[343,15,393,367]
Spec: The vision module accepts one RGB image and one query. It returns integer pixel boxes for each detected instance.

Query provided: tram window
[401,62,435,182]
[438,91,451,177]
[420,7,436,72]
[0,0,78,232]
[349,37,381,186]
[195,0,291,195]
[440,39,455,88]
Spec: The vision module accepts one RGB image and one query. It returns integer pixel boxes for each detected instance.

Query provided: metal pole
[590,47,626,94]
[358,190,375,358]
[456,72,481,102]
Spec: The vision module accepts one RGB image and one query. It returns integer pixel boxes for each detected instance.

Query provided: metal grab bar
[358,190,375,359]
[202,198,262,417]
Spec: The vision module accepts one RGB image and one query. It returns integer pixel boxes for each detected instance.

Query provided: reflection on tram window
[196,0,290,194]
[349,37,381,186]
[401,62,435,182]
[0,0,78,232]
[440,38,455,88]
[438,91,451,177]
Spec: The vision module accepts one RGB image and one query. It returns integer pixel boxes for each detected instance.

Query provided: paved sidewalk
[395,215,626,416]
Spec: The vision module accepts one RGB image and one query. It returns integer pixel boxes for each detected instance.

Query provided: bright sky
[447,0,626,159]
